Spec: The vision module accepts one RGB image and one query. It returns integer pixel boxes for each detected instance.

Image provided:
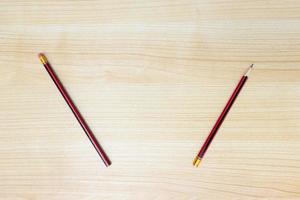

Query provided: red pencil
[39,53,111,167]
[193,65,254,167]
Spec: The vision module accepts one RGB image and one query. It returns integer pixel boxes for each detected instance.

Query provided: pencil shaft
[39,54,111,167]
[198,76,248,159]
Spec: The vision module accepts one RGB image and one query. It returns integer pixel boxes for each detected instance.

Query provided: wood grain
[0,0,300,199]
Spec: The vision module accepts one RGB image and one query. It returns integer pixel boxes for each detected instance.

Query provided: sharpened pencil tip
[38,53,48,65]
[244,64,254,77]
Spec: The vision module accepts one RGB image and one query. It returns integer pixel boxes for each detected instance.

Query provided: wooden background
[0,0,300,199]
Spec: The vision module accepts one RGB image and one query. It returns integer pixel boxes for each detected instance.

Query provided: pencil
[193,64,254,167]
[38,53,111,167]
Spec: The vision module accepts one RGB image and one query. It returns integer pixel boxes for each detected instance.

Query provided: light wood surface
[1,1,300,199]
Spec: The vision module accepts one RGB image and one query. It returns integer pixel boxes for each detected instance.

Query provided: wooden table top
[0,1,300,199]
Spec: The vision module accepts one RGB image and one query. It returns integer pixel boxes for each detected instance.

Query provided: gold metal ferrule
[39,53,48,65]
[193,156,202,167]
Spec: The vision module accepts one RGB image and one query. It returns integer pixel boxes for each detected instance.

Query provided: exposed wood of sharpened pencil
[193,65,254,167]
[38,53,111,167]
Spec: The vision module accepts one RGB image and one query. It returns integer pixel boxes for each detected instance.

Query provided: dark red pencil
[193,65,254,167]
[39,53,111,167]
